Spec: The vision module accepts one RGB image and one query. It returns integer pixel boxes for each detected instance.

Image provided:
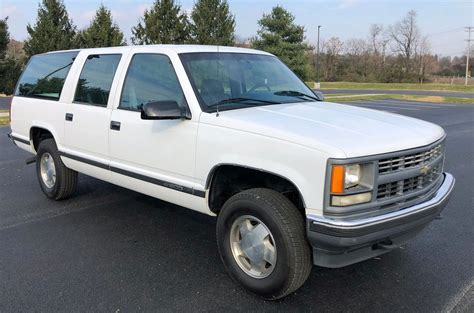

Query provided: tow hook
[25,156,36,165]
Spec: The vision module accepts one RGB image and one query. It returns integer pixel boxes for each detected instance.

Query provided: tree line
[0,0,471,95]
[307,11,471,84]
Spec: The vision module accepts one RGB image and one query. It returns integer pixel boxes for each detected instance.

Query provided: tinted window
[14,51,78,101]
[74,54,121,106]
[120,54,186,111]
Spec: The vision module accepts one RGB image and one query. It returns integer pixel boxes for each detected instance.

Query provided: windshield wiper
[208,97,281,108]
[274,90,320,101]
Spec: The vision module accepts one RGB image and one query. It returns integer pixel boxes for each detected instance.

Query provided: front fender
[196,123,331,215]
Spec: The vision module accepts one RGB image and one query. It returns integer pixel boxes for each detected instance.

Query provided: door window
[74,54,121,107]
[119,54,187,111]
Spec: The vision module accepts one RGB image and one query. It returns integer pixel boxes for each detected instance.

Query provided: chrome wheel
[40,152,56,188]
[229,215,277,279]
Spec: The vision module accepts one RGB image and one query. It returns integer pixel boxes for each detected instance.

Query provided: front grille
[377,164,442,199]
[375,140,445,205]
[324,138,446,218]
[378,143,443,174]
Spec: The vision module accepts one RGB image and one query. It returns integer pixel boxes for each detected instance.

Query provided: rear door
[10,51,78,150]
[62,52,125,177]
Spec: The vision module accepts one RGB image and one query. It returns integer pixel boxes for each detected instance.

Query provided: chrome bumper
[307,173,455,268]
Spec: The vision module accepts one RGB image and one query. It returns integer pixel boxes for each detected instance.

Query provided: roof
[45,44,272,56]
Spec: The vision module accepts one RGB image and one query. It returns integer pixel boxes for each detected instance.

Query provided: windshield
[179,52,320,112]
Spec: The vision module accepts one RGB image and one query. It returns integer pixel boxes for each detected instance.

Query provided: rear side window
[14,51,78,101]
[119,54,186,111]
[74,54,121,107]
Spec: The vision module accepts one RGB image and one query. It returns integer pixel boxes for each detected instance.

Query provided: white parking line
[444,279,474,312]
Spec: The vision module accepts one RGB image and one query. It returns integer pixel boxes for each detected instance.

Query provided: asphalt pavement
[322,89,473,98]
[0,99,473,312]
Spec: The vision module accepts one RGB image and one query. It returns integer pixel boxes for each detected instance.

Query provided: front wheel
[216,188,312,300]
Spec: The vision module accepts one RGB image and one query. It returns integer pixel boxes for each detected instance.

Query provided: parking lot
[0,99,473,312]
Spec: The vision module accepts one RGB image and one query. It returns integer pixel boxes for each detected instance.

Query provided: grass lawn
[324,94,473,104]
[0,110,9,126]
[0,116,9,126]
[319,82,474,93]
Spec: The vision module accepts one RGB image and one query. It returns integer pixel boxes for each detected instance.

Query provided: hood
[200,101,445,158]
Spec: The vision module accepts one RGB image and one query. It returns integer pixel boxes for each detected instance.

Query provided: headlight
[329,163,375,206]
[344,164,360,188]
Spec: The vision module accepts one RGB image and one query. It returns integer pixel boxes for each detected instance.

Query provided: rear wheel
[36,139,77,200]
[216,188,312,300]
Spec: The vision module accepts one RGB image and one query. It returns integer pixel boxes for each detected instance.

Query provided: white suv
[9,45,455,299]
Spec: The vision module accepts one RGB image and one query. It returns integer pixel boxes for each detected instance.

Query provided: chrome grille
[377,163,442,199]
[378,143,443,174]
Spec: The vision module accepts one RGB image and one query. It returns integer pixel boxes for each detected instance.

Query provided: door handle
[65,113,73,121]
[110,121,121,131]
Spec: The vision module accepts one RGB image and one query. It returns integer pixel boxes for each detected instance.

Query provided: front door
[108,53,199,199]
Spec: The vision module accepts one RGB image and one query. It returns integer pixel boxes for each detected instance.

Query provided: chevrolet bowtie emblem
[420,165,431,175]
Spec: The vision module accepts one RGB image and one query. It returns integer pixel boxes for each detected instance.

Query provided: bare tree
[389,10,420,66]
[345,38,367,56]
[380,35,390,70]
[323,37,343,80]
[345,38,371,80]
[417,36,434,83]
[369,24,383,55]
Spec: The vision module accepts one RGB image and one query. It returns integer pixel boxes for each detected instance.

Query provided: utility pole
[465,26,473,86]
[316,25,321,87]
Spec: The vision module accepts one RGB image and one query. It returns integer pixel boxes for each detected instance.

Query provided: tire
[216,188,312,300]
[36,138,78,200]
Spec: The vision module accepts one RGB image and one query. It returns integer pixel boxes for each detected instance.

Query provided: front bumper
[307,173,455,268]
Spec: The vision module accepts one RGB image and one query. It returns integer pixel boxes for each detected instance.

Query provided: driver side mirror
[141,101,190,120]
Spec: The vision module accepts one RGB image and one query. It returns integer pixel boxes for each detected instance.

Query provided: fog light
[331,192,372,206]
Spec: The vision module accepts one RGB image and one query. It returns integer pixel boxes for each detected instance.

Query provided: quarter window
[74,54,121,106]
[14,51,78,101]
[120,54,187,111]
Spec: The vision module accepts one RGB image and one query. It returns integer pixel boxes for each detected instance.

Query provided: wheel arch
[29,126,57,152]
[205,163,307,215]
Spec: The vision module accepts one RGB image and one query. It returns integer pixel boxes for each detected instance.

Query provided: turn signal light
[330,165,345,194]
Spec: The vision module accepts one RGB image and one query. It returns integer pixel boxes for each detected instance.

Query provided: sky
[1,0,473,56]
